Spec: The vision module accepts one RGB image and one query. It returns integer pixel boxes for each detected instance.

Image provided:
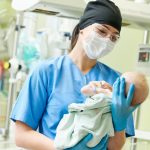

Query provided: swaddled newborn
[54,72,149,150]
[81,72,149,106]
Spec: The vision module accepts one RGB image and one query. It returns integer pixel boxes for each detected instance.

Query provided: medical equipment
[16,12,47,69]
[136,31,150,75]
[0,61,4,91]
[0,12,24,138]
[12,0,84,19]
[0,92,7,129]
[17,33,41,69]
[0,31,7,52]
[12,0,150,30]
[36,31,48,59]
[136,44,150,75]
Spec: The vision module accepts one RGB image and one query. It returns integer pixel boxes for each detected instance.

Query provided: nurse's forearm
[15,121,56,150]
[107,131,126,150]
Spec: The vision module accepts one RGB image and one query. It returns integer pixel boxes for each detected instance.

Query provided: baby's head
[121,72,149,106]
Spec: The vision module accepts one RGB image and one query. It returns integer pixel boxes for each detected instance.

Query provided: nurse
[11,0,138,149]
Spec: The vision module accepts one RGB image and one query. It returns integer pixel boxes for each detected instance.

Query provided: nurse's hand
[65,134,108,150]
[111,77,140,131]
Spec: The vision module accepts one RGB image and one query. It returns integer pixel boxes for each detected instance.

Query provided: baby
[54,72,149,150]
[81,72,149,106]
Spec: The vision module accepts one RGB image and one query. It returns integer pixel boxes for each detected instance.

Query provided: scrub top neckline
[65,55,98,77]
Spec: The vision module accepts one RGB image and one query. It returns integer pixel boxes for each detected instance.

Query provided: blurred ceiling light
[12,0,40,11]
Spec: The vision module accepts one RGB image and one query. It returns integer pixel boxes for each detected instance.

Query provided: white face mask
[82,31,116,59]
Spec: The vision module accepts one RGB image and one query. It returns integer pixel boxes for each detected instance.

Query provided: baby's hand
[81,81,112,96]
[98,81,112,91]
[80,84,95,96]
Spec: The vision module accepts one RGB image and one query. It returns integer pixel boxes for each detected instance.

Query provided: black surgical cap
[79,0,122,32]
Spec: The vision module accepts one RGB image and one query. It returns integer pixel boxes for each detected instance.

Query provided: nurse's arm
[107,131,126,150]
[15,121,56,150]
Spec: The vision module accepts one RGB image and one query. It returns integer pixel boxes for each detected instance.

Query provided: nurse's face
[80,23,120,43]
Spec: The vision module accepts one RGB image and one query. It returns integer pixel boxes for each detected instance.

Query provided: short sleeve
[125,114,135,137]
[10,62,50,130]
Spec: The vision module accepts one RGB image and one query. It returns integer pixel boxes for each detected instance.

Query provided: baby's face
[81,81,112,96]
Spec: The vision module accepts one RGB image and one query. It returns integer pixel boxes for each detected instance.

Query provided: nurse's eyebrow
[102,25,119,35]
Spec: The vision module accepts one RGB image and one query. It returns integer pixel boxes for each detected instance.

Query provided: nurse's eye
[110,35,120,42]
[97,29,107,37]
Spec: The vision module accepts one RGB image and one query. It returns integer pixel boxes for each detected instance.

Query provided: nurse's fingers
[113,78,120,95]
[100,81,112,91]
[120,77,125,99]
[127,84,135,106]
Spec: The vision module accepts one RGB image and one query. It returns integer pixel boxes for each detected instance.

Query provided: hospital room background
[0,0,150,149]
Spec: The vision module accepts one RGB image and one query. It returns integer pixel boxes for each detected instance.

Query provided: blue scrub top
[11,55,135,139]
